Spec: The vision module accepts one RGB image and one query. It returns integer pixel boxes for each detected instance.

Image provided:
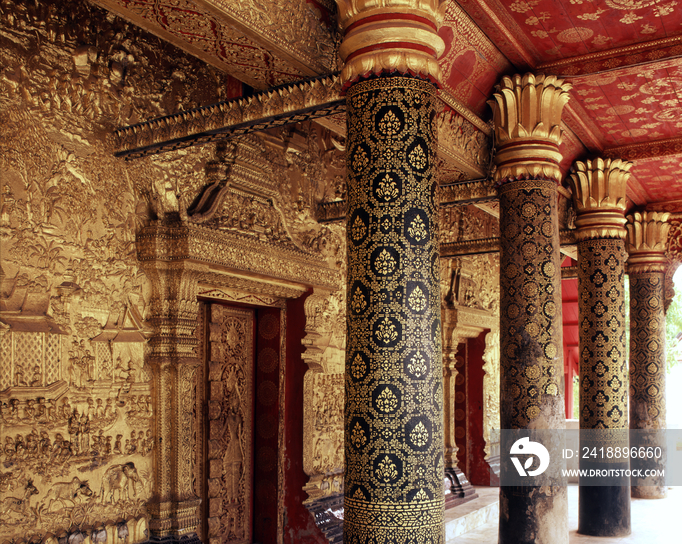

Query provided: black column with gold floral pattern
[498,180,567,543]
[627,211,670,499]
[576,239,630,535]
[489,73,571,544]
[568,158,632,537]
[344,76,444,543]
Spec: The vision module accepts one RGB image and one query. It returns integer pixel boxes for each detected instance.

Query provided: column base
[499,485,568,544]
[147,499,201,541]
[579,486,631,536]
[145,534,202,544]
[445,467,479,509]
[632,486,667,499]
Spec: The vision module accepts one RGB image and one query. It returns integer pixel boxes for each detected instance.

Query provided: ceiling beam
[537,35,682,77]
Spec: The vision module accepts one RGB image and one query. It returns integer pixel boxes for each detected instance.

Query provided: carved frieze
[114,77,345,160]
[89,0,336,89]
[137,224,339,291]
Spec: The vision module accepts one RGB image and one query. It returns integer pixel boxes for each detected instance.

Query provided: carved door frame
[138,222,340,543]
[195,297,287,544]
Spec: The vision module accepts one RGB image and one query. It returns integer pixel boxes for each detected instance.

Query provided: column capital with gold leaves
[488,73,572,184]
[626,211,671,274]
[335,0,445,88]
[567,158,631,241]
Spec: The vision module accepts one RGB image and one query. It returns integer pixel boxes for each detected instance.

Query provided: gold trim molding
[137,223,340,291]
[335,0,445,86]
[113,75,490,181]
[114,76,345,159]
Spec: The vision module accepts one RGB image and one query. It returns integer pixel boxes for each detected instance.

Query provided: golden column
[336,1,446,541]
[489,73,571,544]
[568,158,631,536]
[626,211,671,499]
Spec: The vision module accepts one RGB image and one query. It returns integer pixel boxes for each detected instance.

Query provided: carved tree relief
[205,305,254,544]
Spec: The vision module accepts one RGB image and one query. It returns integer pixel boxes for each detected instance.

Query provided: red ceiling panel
[630,154,682,202]
[439,2,514,115]
[461,0,682,62]
[569,60,682,147]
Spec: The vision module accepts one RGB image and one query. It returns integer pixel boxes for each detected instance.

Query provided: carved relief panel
[482,330,501,461]
[203,305,255,544]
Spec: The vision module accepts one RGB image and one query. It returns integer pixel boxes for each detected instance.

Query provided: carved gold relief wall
[301,289,347,503]
[0,1,239,542]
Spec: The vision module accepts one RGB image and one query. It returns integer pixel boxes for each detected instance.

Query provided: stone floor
[448,485,681,543]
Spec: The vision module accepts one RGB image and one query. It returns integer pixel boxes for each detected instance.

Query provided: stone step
[444,486,500,542]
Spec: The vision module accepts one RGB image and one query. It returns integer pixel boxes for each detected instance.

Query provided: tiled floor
[449,486,681,543]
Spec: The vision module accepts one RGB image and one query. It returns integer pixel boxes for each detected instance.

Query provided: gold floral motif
[351,215,367,241]
[351,287,368,313]
[375,317,399,344]
[376,174,400,201]
[408,216,428,242]
[376,387,399,412]
[351,422,368,448]
[408,286,427,312]
[410,422,429,447]
[352,147,369,171]
[375,456,399,482]
[378,110,402,136]
[351,354,367,379]
[409,144,427,170]
[408,352,428,378]
[374,249,397,275]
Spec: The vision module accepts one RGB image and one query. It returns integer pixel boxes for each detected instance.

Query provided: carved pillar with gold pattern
[567,158,631,536]
[336,1,446,541]
[441,312,478,506]
[626,211,671,499]
[489,73,570,544]
[138,228,202,542]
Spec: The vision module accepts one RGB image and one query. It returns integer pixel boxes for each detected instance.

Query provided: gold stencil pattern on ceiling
[344,77,444,543]
[578,239,628,430]
[499,180,563,428]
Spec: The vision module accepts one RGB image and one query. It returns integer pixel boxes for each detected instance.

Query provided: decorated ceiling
[89,0,682,208]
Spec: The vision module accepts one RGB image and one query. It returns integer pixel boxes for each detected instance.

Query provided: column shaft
[498,180,567,544]
[626,210,670,499]
[629,271,667,498]
[577,239,630,536]
[344,76,444,543]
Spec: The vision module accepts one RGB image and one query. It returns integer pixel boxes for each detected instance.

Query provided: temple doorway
[196,302,282,544]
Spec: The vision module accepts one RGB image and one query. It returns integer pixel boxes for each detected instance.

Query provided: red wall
[282,291,327,544]
[455,331,497,486]
[465,332,493,486]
